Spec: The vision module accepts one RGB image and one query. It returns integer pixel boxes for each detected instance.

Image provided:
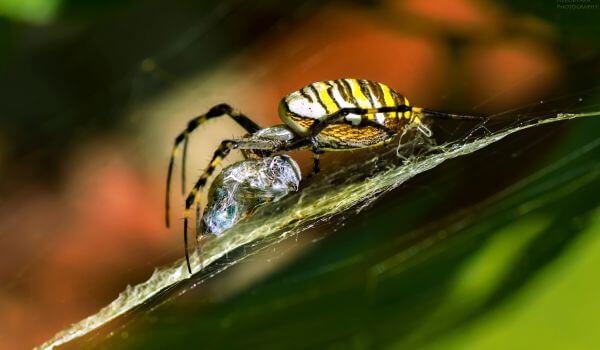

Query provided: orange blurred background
[0,0,589,348]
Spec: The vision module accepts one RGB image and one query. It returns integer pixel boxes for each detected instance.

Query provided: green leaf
[40,111,600,349]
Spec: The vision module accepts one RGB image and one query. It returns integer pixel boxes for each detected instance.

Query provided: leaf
[39,111,600,349]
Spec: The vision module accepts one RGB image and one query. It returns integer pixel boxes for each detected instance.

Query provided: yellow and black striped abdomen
[278,79,412,148]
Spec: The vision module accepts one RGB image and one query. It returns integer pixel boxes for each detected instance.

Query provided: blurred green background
[0,0,598,349]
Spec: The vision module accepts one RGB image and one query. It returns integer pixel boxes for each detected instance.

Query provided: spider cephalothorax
[165,78,485,273]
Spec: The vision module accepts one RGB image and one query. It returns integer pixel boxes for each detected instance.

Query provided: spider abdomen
[279,79,412,149]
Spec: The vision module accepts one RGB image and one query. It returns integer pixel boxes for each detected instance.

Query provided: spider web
[36,102,600,349]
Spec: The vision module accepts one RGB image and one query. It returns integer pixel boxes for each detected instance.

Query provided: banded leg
[166,104,261,227]
[310,138,323,175]
[312,151,321,175]
[182,140,236,273]
[413,107,486,121]
[305,107,396,174]
[181,137,285,274]
[304,104,485,162]
[308,105,485,130]
[308,107,397,137]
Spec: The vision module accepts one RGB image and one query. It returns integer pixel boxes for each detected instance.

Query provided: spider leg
[195,202,201,235]
[166,104,261,227]
[309,107,397,137]
[414,107,487,121]
[182,137,284,274]
[297,105,483,174]
[310,138,322,175]
[301,107,397,174]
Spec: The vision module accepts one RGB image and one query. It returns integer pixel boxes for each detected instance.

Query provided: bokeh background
[0,0,599,349]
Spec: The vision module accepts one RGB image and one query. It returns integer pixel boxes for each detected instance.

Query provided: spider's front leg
[181,135,288,274]
[166,104,262,227]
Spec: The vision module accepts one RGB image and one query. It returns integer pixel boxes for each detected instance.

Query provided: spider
[165,78,485,273]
